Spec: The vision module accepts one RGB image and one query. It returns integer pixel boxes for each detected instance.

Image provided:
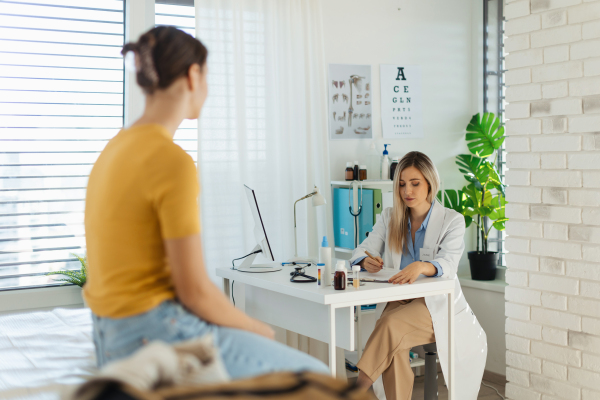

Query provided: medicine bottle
[334,261,346,290]
[358,165,367,181]
[345,162,354,181]
[352,264,360,288]
[353,161,359,181]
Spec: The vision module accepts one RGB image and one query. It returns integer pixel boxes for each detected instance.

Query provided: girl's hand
[389,262,427,285]
[360,255,383,273]
[249,319,275,340]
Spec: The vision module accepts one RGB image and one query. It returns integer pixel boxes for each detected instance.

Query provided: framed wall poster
[328,64,372,140]
[380,65,423,139]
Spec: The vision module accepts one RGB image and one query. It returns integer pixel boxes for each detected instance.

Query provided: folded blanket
[70,334,229,400]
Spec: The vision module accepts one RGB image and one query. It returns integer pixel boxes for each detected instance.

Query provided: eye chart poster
[380,65,423,139]
[328,64,372,140]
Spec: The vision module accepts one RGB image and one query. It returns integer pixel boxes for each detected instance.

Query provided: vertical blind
[0,0,125,290]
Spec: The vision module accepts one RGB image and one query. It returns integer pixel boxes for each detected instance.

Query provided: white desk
[216,265,456,399]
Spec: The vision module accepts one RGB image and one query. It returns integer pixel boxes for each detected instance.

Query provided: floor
[349,373,506,400]
[410,373,506,399]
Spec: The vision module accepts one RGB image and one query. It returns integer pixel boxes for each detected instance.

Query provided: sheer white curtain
[194,0,343,376]
[195,0,332,280]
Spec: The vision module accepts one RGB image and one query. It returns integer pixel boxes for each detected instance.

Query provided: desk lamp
[287,186,326,264]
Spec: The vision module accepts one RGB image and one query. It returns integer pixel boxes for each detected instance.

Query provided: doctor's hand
[360,256,383,273]
[389,262,429,285]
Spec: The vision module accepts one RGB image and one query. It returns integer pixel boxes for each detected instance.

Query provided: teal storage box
[333,188,374,249]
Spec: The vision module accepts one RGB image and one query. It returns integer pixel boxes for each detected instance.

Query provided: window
[483,0,506,266]
[0,0,124,290]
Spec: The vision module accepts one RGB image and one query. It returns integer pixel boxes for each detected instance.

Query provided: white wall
[504,1,600,399]
[322,0,480,275]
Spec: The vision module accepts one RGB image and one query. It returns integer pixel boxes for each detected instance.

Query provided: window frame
[483,0,506,267]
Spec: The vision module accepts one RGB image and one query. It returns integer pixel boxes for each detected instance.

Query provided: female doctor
[351,151,487,400]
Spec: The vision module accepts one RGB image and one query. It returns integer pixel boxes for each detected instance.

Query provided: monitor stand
[235,244,283,273]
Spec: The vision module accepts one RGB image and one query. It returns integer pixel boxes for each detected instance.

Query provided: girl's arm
[165,233,274,339]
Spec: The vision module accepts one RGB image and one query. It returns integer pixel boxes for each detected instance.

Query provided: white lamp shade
[311,187,326,207]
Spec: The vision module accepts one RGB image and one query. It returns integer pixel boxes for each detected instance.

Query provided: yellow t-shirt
[83,124,200,318]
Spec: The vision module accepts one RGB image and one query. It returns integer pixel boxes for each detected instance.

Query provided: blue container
[333,188,374,249]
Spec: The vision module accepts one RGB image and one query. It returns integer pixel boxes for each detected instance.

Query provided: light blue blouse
[353,201,443,277]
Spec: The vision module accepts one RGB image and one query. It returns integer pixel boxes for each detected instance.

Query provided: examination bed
[0,307,97,399]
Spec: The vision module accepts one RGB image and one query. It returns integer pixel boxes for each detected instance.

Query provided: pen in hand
[363,250,384,272]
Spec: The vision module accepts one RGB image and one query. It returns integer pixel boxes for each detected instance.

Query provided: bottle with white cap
[342,262,349,288]
[352,264,360,288]
[320,236,332,286]
[334,260,346,290]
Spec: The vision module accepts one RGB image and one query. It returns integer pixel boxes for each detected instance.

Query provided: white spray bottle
[320,236,332,286]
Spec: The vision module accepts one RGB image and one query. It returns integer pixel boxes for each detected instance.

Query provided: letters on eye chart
[380,65,423,139]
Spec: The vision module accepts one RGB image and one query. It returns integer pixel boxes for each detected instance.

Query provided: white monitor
[235,185,281,272]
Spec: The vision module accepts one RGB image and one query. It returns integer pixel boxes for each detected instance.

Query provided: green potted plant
[46,253,87,287]
[437,112,508,280]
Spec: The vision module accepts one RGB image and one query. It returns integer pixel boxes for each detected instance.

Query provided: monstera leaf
[481,161,506,197]
[436,189,464,214]
[466,113,505,158]
[488,195,508,231]
[456,154,485,188]
[463,183,492,212]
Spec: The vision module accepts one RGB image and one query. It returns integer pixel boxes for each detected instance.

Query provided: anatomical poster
[328,64,372,140]
[380,64,423,139]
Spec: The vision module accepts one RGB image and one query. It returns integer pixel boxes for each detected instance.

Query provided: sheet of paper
[363,268,399,281]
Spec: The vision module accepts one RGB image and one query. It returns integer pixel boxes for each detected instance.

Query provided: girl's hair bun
[121,26,208,95]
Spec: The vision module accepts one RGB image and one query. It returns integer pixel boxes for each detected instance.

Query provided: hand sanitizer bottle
[381,144,391,180]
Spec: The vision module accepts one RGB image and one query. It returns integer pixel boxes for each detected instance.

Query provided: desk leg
[448,290,455,400]
[223,278,231,301]
[329,305,336,377]
[357,306,363,359]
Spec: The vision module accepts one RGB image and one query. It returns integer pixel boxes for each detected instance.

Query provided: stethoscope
[348,183,363,248]
[290,265,317,283]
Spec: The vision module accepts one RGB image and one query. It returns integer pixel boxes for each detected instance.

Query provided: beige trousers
[356,298,435,400]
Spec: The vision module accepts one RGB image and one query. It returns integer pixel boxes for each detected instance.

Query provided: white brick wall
[505,1,600,398]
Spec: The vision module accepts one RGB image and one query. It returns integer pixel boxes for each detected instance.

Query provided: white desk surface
[216,265,455,306]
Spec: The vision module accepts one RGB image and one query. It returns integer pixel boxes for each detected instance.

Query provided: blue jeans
[92,300,329,379]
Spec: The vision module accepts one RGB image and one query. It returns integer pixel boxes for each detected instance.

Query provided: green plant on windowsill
[436,112,508,281]
[46,253,87,287]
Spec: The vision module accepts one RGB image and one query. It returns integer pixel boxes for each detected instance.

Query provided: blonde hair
[389,151,440,255]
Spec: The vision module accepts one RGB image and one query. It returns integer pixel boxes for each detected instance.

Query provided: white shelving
[335,247,353,254]
[331,180,394,187]
[458,275,507,293]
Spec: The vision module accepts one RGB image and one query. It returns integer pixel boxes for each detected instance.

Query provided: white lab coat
[350,200,487,400]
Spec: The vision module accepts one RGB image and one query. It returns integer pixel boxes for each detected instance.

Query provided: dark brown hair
[122,26,208,95]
